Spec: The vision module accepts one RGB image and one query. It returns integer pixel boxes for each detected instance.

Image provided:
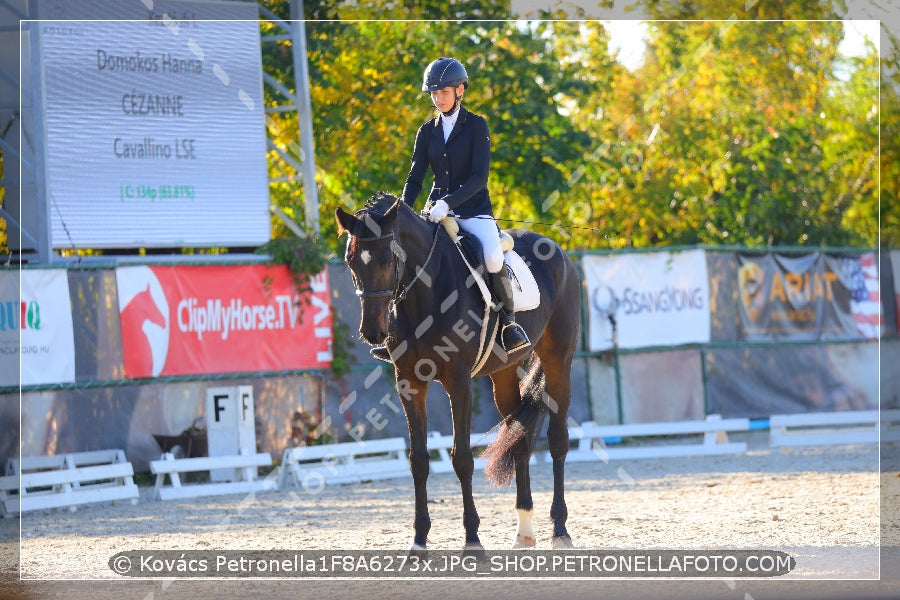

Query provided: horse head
[335,192,405,345]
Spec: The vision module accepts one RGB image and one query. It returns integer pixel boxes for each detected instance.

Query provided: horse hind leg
[547,405,573,549]
[486,364,542,549]
[534,323,577,549]
[513,466,536,548]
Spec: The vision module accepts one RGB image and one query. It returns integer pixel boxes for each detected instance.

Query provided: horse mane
[360,191,400,218]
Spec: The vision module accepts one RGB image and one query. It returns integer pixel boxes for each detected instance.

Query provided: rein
[455,213,609,236]
[395,223,441,304]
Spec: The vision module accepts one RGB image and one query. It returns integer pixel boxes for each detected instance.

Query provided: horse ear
[378,197,401,232]
[335,207,359,236]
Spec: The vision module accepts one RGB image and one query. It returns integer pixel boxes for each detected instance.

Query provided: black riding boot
[490,266,530,354]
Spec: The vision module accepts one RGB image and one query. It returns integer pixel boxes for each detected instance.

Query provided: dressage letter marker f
[214,393,228,422]
[241,393,250,422]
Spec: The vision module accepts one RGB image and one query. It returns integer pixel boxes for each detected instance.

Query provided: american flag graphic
[844,253,881,339]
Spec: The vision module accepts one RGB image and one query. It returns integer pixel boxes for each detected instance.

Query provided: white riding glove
[427,199,450,223]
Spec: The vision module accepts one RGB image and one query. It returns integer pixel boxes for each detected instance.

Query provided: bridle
[351,221,442,306]
[352,232,402,300]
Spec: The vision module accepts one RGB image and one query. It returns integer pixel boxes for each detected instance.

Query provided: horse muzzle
[358,300,390,345]
[360,326,387,346]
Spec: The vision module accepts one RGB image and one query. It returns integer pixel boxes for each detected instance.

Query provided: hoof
[463,542,486,562]
[409,543,427,559]
[551,535,574,549]
[512,535,537,549]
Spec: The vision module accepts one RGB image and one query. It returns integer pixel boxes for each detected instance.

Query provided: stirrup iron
[370,346,392,363]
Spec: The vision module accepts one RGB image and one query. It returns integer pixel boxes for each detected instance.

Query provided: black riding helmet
[421,57,469,92]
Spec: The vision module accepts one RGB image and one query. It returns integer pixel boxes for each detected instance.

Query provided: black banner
[737,252,880,341]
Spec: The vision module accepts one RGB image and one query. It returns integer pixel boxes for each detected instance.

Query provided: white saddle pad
[505,250,540,312]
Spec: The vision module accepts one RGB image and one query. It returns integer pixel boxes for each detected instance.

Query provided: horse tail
[482,356,548,487]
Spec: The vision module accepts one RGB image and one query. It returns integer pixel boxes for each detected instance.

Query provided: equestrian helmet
[421,57,469,92]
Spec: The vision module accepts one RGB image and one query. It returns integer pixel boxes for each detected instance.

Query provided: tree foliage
[257,1,884,254]
[878,25,900,248]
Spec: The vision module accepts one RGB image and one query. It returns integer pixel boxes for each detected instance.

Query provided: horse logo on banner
[117,266,170,378]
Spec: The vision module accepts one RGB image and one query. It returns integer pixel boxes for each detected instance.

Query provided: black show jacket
[400,106,493,218]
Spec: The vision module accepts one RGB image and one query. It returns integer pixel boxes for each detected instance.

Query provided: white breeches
[457,215,504,273]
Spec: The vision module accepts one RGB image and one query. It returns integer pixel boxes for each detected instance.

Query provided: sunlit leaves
[561,18,878,249]
[257,1,882,253]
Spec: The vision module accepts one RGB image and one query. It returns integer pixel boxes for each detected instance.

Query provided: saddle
[440,217,540,313]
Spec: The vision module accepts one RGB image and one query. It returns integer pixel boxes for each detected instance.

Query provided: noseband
[351,224,442,305]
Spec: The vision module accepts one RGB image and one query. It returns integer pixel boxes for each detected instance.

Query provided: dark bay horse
[335,192,580,552]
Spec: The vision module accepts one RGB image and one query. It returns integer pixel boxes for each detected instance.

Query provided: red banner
[116,264,332,378]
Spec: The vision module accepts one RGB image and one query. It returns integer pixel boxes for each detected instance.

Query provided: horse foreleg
[445,375,482,554]
[398,377,431,553]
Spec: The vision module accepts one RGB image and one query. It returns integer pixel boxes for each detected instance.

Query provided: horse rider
[369,56,530,363]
